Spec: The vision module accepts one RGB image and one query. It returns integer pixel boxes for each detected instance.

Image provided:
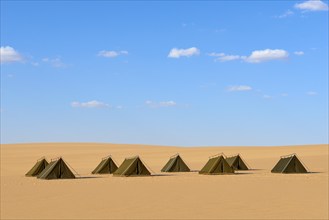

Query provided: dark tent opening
[161,154,191,172]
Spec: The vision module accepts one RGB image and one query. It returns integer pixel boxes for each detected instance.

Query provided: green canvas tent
[271,154,308,173]
[92,156,118,174]
[226,154,249,170]
[37,157,76,179]
[113,156,151,176]
[199,154,234,175]
[25,157,49,177]
[161,154,190,172]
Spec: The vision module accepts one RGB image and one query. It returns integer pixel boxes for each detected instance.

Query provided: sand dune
[1,143,328,219]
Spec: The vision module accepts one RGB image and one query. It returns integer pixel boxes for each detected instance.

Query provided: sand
[1,143,328,219]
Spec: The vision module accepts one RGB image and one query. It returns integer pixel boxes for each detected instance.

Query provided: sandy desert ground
[1,143,328,219]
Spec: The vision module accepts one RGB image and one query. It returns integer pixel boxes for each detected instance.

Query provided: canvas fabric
[199,156,234,174]
[37,158,76,179]
[161,155,190,172]
[113,157,151,176]
[25,158,49,177]
[92,157,118,174]
[226,155,249,170]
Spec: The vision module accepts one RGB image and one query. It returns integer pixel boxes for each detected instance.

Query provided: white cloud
[209,52,241,62]
[281,93,289,97]
[168,47,200,58]
[98,50,128,58]
[42,57,66,68]
[244,49,289,63]
[277,10,294,18]
[0,46,23,64]
[71,100,110,108]
[295,0,328,11]
[209,49,289,63]
[306,91,317,96]
[227,85,253,92]
[145,100,177,108]
[294,51,305,55]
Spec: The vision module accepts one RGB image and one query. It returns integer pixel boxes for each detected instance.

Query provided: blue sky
[1,1,328,146]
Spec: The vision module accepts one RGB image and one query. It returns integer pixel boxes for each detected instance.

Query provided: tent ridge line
[281,155,294,173]
[120,157,138,176]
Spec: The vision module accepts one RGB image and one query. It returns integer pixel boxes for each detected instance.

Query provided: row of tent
[25,153,309,179]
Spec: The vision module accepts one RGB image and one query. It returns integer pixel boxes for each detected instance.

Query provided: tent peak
[170,153,180,158]
[280,153,297,159]
[209,153,226,159]
[50,157,63,162]
[125,155,140,160]
[37,156,47,161]
[102,155,112,160]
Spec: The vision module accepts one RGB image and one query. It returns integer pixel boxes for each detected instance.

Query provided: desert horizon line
[1,141,328,148]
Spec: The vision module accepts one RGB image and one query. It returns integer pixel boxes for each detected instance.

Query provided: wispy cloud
[227,85,253,92]
[276,10,295,18]
[98,50,128,58]
[295,0,328,11]
[71,100,110,108]
[263,95,273,99]
[0,46,23,64]
[145,100,177,108]
[42,57,66,68]
[306,91,318,96]
[168,47,200,58]
[294,51,305,56]
[244,49,289,63]
[209,52,241,62]
[209,49,289,63]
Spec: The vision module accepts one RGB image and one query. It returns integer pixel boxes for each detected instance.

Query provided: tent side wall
[92,158,118,174]
[161,157,175,172]
[282,156,308,173]
[113,158,134,176]
[162,155,191,172]
[124,158,151,176]
[200,156,234,174]
[199,157,218,174]
[92,159,107,174]
[25,159,49,177]
[271,157,293,173]
[38,159,75,179]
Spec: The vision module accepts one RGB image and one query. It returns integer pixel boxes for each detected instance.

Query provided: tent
[161,154,190,172]
[271,154,308,173]
[25,157,49,177]
[199,154,234,175]
[37,157,76,179]
[113,156,151,176]
[225,154,249,170]
[92,156,118,174]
